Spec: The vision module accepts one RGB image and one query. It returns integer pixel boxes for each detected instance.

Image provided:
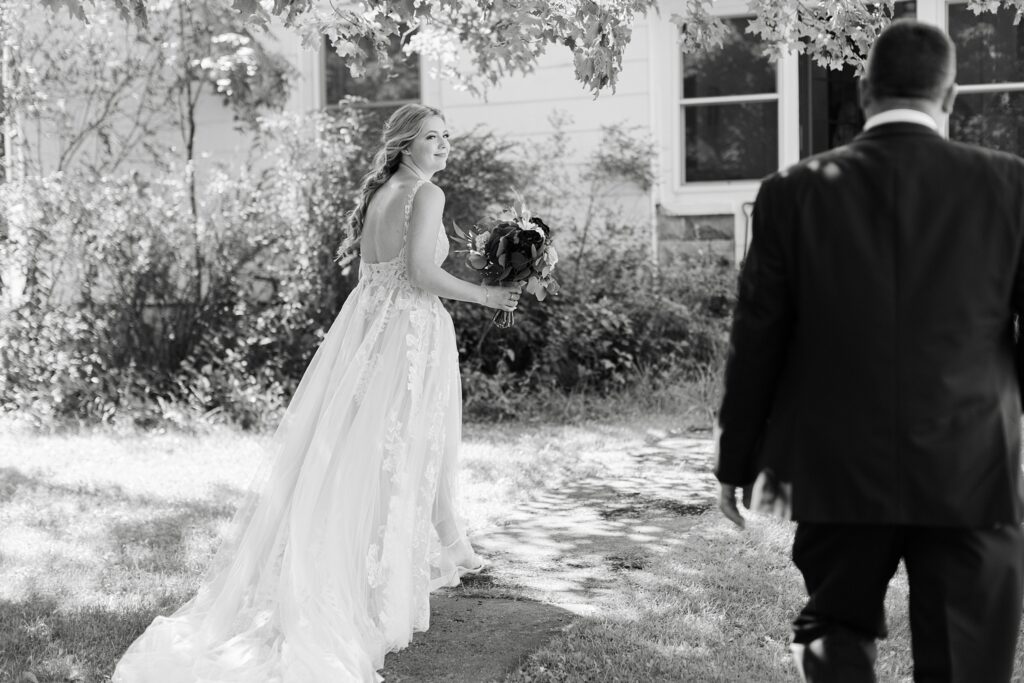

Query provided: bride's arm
[407,183,520,310]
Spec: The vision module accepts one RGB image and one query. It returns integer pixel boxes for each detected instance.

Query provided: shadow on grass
[2,463,245,582]
[0,593,176,683]
[0,466,246,681]
[1,463,242,666]
[2,594,576,683]
[4,428,789,681]
[497,517,805,682]
[108,507,232,575]
[0,464,245,514]
[475,472,718,610]
[458,435,810,681]
[0,467,34,504]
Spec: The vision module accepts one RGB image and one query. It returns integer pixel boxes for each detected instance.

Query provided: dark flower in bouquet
[451,192,559,327]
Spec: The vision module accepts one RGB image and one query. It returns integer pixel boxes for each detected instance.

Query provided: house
[297,0,1024,264]
[5,0,1024,269]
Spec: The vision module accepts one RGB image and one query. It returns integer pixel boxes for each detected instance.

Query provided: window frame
[677,16,782,185]
[652,0,799,263]
[319,35,424,113]
[943,0,1024,150]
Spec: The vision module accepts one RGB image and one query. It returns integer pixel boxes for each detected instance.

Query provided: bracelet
[482,287,489,306]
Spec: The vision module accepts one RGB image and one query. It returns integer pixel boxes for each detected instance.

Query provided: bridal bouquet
[452,192,559,328]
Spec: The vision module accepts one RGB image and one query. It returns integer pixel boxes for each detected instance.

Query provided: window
[323,33,421,133]
[679,17,779,182]
[798,1,917,157]
[948,3,1024,156]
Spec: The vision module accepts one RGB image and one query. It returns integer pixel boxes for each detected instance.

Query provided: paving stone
[382,434,718,680]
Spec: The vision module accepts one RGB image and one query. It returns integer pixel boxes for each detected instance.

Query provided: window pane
[949,4,1024,85]
[682,18,776,98]
[353,106,404,137]
[890,1,916,20]
[799,58,864,157]
[324,34,420,105]
[950,91,1024,156]
[683,102,778,181]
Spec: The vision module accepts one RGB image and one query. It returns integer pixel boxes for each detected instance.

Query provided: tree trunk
[178,2,202,307]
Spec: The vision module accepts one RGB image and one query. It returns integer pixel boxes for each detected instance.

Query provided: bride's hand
[481,282,524,312]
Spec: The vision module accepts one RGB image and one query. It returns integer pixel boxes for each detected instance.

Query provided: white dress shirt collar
[863,108,939,132]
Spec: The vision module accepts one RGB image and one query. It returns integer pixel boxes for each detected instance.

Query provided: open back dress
[113,179,467,682]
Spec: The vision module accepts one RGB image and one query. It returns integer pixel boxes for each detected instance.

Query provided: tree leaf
[39,0,89,23]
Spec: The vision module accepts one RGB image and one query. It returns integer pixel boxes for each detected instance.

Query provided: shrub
[445,115,735,421]
[1,173,198,424]
[0,106,368,427]
[0,110,736,430]
[450,248,735,420]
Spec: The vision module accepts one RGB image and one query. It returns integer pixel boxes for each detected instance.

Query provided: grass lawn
[4,413,1024,682]
[507,515,922,682]
[0,416,674,682]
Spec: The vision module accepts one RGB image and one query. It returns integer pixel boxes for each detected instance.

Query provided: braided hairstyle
[337,103,445,267]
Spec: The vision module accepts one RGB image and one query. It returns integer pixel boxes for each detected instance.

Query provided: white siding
[424,20,656,233]
[428,21,653,149]
[184,19,314,182]
[13,12,313,181]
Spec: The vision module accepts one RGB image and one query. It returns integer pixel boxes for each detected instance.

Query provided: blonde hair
[337,104,445,266]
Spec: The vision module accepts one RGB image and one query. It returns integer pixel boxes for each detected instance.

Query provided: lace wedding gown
[113,180,470,682]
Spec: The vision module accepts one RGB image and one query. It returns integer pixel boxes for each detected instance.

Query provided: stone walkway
[382,432,718,682]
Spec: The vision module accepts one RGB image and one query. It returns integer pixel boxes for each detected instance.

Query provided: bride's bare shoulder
[412,181,445,204]
[420,181,444,196]
[369,179,444,217]
[409,183,445,217]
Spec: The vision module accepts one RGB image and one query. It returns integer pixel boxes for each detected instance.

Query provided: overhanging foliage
[32,0,1024,97]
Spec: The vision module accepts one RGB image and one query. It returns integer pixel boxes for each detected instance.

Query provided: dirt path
[381,432,717,682]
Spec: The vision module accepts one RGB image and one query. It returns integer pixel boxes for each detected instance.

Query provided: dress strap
[402,179,428,243]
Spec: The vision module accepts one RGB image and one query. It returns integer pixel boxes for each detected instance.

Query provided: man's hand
[719,483,746,529]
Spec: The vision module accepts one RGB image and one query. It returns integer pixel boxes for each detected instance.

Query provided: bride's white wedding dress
[113,180,472,682]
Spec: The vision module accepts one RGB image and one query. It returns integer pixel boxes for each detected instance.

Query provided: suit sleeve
[716,175,797,486]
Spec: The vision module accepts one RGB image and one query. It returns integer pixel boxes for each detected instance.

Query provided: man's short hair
[865,19,956,101]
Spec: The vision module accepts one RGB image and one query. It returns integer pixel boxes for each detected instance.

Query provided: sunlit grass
[506,515,805,682]
[459,421,662,532]
[506,510,1024,682]
[0,415,681,682]
[13,409,1006,683]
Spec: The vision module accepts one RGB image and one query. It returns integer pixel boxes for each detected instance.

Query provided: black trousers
[792,522,1024,682]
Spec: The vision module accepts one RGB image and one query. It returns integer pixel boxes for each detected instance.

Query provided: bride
[112,104,524,682]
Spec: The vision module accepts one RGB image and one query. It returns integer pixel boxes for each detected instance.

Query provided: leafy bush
[445,114,735,421]
[450,248,735,420]
[1,172,197,424]
[0,109,736,430]
[0,106,367,427]
[0,306,117,422]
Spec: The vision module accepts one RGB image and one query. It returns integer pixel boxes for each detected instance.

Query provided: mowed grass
[6,414,1024,682]
[0,417,660,682]
[506,515,919,682]
[507,514,1024,683]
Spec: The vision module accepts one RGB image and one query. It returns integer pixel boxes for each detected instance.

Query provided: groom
[716,19,1024,682]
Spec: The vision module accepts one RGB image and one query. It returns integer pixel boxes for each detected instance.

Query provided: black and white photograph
[3,0,1024,680]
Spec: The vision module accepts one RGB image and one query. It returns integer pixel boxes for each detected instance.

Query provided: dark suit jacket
[716,122,1024,527]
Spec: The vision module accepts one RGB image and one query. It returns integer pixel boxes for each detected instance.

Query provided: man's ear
[940,82,958,114]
